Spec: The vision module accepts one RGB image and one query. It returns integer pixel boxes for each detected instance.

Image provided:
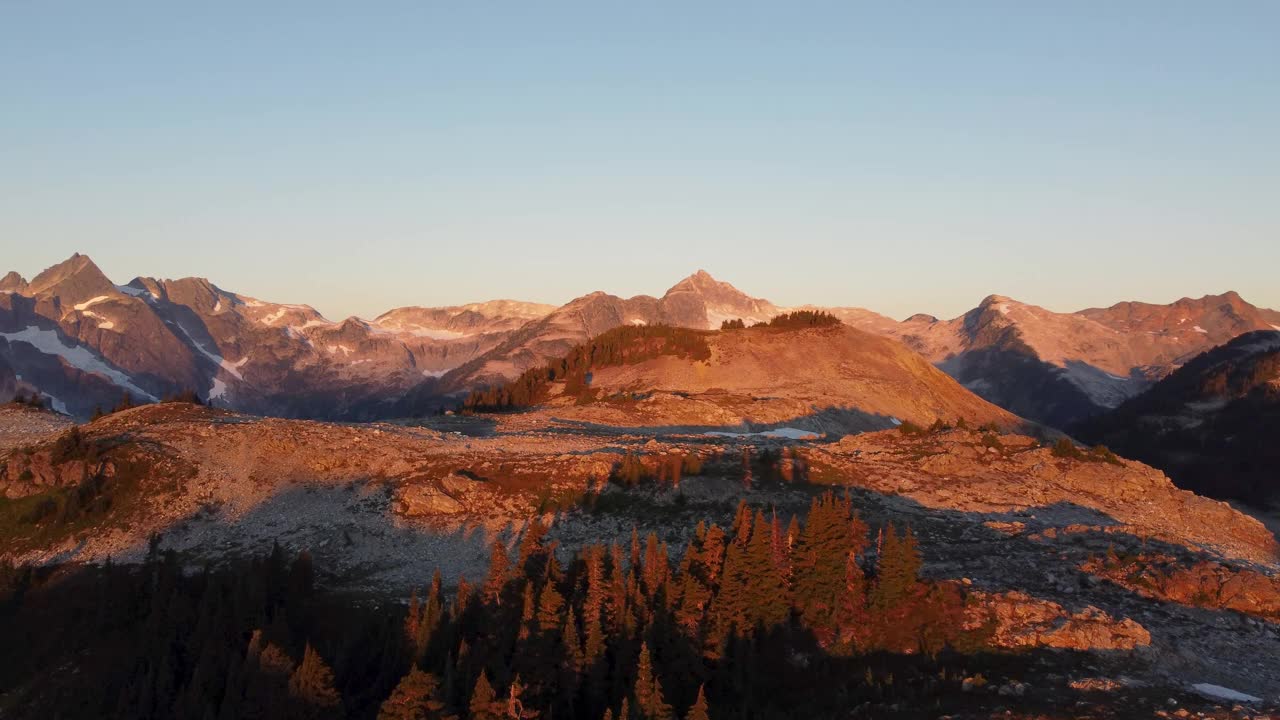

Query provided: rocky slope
[436,270,783,391]
[499,323,1022,434]
[8,254,1279,435]
[839,292,1280,429]
[2,403,1279,701]
[0,258,802,420]
[1077,331,1280,505]
[0,254,556,419]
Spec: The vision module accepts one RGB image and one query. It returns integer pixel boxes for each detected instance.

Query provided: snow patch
[369,321,463,339]
[1060,363,1139,408]
[213,300,222,313]
[209,377,228,401]
[261,308,288,325]
[73,295,111,311]
[705,427,819,440]
[0,325,156,400]
[889,417,903,426]
[327,344,353,356]
[422,368,448,378]
[47,395,69,415]
[1190,683,1261,703]
[169,320,247,380]
[1192,325,1208,334]
[409,328,465,339]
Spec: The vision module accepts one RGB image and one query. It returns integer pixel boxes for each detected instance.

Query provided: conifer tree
[377,667,455,720]
[517,581,536,641]
[558,611,584,716]
[743,510,789,629]
[706,514,754,655]
[287,644,342,719]
[582,546,608,664]
[535,580,565,636]
[483,542,511,605]
[405,589,421,644]
[685,685,710,720]
[641,533,668,598]
[834,550,870,653]
[871,524,921,613]
[631,643,672,720]
[467,672,504,720]
[518,520,550,582]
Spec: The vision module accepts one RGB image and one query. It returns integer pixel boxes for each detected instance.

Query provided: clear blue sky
[3,2,1277,321]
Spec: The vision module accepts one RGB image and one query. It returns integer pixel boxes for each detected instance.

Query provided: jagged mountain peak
[0,271,27,294]
[665,269,751,298]
[25,253,113,297]
[662,270,778,328]
[23,253,122,307]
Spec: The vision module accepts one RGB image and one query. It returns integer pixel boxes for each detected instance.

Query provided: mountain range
[5,255,1280,712]
[4,254,1278,431]
[1079,329,1280,504]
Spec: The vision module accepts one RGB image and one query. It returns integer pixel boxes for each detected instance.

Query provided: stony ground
[0,404,72,452]
[2,402,1279,714]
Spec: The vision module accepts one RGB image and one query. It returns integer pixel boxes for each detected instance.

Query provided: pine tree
[518,520,550,583]
[581,545,608,664]
[641,533,668,599]
[414,571,445,658]
[468,673,503,720]
[834,549,870,654]
[535,580,565,636]
[730,501,751,541]
[742,510,789,629]
[793,493,869,647]
[631,643,672,720]
[517,581,536,641]
[377,667,454,720]
[685,685,710,720]
[871,524,921,613]
[287,644,342,718]
[558,610,584,716]
[405,589,421,645]
[483,542,511,605]
[240,637,295,720]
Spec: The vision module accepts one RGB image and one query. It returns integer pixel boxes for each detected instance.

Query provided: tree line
[0,493,997,719]
[463,326,712,412]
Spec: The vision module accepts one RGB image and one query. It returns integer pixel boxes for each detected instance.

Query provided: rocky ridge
[837,292,1280,429]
